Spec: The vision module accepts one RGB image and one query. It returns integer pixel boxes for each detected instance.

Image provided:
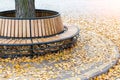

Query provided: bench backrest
[0,16,64,38]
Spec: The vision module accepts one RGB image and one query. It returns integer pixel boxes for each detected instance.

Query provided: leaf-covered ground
[63,15,120,80]
[0,15,120,80]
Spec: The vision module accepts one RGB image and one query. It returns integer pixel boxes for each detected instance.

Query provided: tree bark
[15,0,35,18]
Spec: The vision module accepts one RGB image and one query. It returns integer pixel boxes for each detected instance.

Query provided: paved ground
[63,15,120,79]
[0,0,120,80]
[0,30,119,80]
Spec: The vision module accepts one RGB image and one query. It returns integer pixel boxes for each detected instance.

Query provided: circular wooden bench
[0,9,79,58]
[0,10,64,38]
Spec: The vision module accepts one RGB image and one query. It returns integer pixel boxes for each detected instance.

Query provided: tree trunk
[15,0,35,18]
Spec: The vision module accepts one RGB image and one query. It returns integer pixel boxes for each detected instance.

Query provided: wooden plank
[0,19,3,36]
[49,19,55,34]
[38,20,42,36]
[54,17,58,33]
[32,39,39,43]
[0,39,3,43]
[1,39,12,44]
[8,39,16,44]
[59,16,64,31]
[43,38,50,42]
[25,39,27,44]
[26,20,30,37]
[34,20,39,37]
[19,20,23,37]
[11,20,15,37]
[22,20,27,37]
[7,19,11,37]
[37,38,43,43]
[46,19,49,36]
[46,19,52,36]
[0,38,5,41]
[49,18,54,35]
[14,39,21,44]
[0,39,9,44]
[47,19,51,36]
[44,19,48,36]
[26,39,32,44]
[15,20,19,37]
[51,36,59,40]
[59,17,63,31]
[54,17,60,33]
[52,18,57,34]
[20,39,26,44]
[56,16,61,33]
[41,19,45,36]
[1,19,5,36]
[4,19,8,37]
[31,20,35,37]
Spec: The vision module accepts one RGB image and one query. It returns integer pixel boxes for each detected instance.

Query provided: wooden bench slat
[52,18,57,34]
[41,19,45,36]
[59,16,64,31]
[56,16,61,33]
[4,19,8,37]
[37,38,42,42]
[38,20,42,36]
[1,39,10,44]
[1,39,12,44]
[19,20,23,37]
[31,20,35,37]
[22,20,27,37]
[20,39,26,44]
[14,39,21,44]
[49,19,53,35]
[0,39,7,44]
[0,38,6,42]
[54,17,58,33]
[49,18,54,35]
[20,39,27,44]
[47,19,51,36]
[7,19,11,37]
[15,20,19,37]
[44,19,48,36]
[32,39,39,43]
[34,20,39,37]
[11,20,15,37]
[55,17,59,33]
[49,18,55,34]
[26,20,30,37]
[8,39,16,44]
[0,19,2,36]
[26,39,32,44]
[1,19,5,36]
